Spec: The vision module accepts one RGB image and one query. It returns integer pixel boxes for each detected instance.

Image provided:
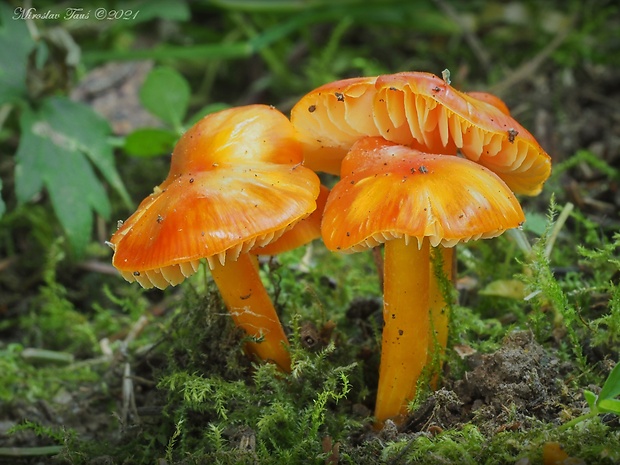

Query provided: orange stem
[210,253,291,372]
[374,237,430,426]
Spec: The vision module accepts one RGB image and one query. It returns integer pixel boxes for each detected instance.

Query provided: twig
[21,348,74,365]
[22,0,40,42]
[0,446,63,457]
[122,362,139,424]
[76,260,119,276]
[0,104,12,133]
[489,22,573,96]
[122,315,150,350]
[431,0,491,72]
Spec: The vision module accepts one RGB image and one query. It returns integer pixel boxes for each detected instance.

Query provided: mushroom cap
[321,137,525,252]
[253,184,330,256]
[110,104,321,289]
[465,91,511,116]
[291,71,551,195]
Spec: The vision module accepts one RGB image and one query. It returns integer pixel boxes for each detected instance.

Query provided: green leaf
[599,362,620,403]
[139,67,190,131]
[14,97,130,256]
[479,279,526,299]
[0,3,37,105]
[43,98,132,208]
[522,210,548,236]
[598,398,620,414]
[583,390,597,411]
[124,128,178,157]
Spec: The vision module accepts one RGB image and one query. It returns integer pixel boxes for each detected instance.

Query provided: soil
[408,331,572,435]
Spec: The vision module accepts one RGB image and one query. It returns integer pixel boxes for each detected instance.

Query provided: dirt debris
[390,331,575,437]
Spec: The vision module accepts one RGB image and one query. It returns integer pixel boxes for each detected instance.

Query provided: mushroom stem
[428,246,454,388]
[374,236,431,426]
[209,253,291,372]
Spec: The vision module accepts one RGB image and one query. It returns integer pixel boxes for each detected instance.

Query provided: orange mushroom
[109,105,321,372]
[291,71,551,195]
[253,184,330,256]
[321,137,525,425]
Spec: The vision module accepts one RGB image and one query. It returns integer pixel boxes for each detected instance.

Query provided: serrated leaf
[599,362,620,403]
[139,67,190,130]
[15,97,130,256]
[0,3,36,105]
[124,128,178,157]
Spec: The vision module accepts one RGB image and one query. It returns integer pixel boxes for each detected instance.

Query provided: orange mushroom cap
[110,104,321,289]
[253,184,330,256]
[291,71,551,195]
[321,137,525,252]
[466,91,511,116]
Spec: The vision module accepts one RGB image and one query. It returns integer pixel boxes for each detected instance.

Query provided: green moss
[157,323,361,464]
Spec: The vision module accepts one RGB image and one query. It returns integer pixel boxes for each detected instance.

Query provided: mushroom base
[210,253,291,372]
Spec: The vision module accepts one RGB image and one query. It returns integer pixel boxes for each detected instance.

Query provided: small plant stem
[230,13,291,84]
[507,228,532,256]
[431,0,491,72]
[375,236,430,426]
[0,104,12,132]
[0,446,63,457]
[210,253,291,372]
[544,202,574,259]
[558,410,598,432]
[20,348,74,365]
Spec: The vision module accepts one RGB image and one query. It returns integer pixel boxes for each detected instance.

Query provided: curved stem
[210,253,291,372]
[374,237,430,426]
[558,410,598,431]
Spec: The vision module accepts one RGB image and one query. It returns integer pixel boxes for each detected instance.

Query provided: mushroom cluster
[109,71,551,426]
[290,71,551,426]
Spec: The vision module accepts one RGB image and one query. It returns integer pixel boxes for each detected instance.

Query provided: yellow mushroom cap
[291,71,551,195]
[109,104,321,289]
[321,137,525,252]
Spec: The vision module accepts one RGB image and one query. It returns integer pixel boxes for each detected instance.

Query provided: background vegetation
[0,0,619,463]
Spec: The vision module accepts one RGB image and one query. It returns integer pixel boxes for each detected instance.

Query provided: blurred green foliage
[0,3,131,256]
[124,66,230,157]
